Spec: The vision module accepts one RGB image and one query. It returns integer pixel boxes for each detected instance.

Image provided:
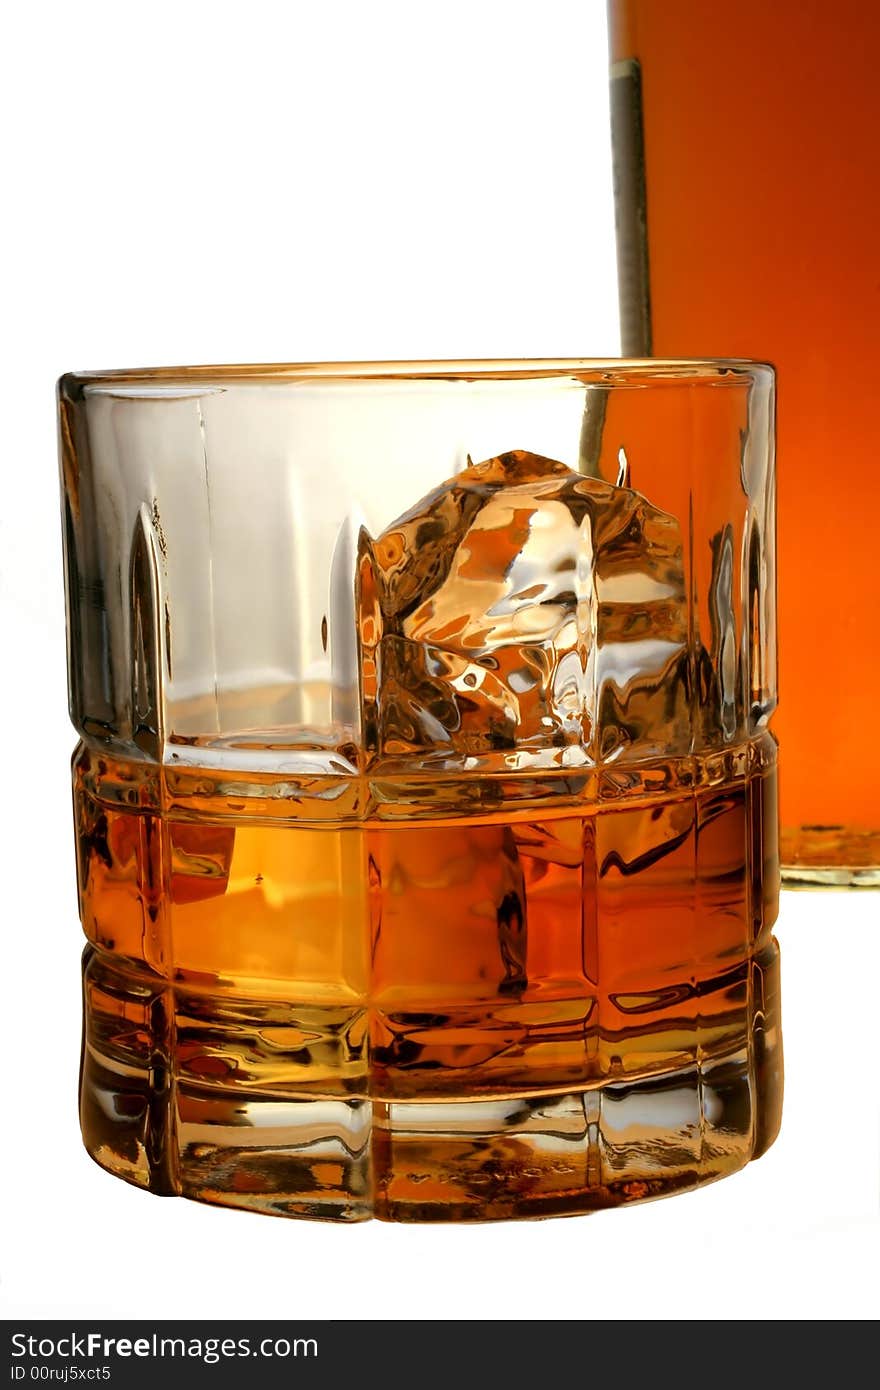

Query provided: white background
[1,0,877,1322]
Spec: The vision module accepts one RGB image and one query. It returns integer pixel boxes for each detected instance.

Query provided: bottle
[608,0,880,885]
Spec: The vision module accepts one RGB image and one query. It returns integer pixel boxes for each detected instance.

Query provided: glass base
[80,943,782,1223]
[781,826,880,889]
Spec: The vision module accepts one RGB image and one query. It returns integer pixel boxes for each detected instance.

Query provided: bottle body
[609,0,880,885]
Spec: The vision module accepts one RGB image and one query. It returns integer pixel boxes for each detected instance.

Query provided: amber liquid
[76,739,781,1221]
[609,0,880,881]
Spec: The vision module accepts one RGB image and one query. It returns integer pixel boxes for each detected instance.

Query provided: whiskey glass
[59,359,781,1221]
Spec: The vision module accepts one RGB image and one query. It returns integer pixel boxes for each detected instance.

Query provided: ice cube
[359,450,688,768]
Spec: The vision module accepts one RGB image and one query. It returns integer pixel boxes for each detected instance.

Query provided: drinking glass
[59,358,781,1220]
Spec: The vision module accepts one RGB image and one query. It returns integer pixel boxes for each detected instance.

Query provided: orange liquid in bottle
[610,0,880,882]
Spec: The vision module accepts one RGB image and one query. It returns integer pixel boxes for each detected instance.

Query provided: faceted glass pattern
[60,360,781,1220]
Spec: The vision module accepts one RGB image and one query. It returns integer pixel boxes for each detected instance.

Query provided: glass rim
[58,357,774,398]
